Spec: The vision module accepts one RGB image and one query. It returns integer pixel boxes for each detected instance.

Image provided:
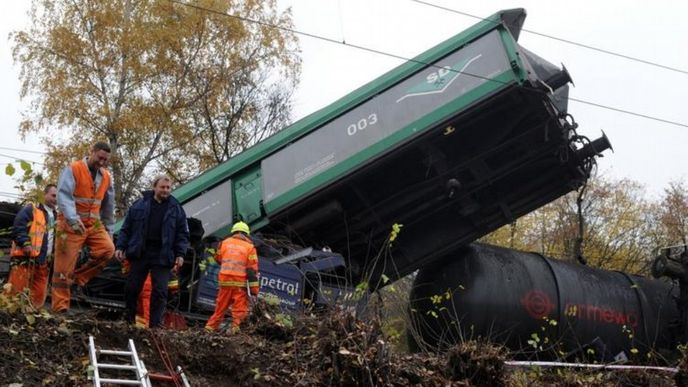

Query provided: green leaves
[19,160,32,174]
[4,159,43,201]
[25,313,36,325]
[352,281,369,301]
[5,163,16,176]
[5,160,33,177]
[381,273,390,284]
[388,223,403,247]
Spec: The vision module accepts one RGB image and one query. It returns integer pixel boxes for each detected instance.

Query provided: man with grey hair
[115,174,189,328]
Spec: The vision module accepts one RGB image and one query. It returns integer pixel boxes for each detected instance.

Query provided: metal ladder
[88,335,152,386]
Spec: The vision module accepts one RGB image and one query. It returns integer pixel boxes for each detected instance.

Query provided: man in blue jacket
[115,175,189,328]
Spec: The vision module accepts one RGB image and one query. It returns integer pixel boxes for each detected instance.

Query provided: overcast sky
[1,0,687,202]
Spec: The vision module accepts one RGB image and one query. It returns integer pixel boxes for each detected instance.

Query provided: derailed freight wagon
[174,7,610,291]
[409,243,682,362]
[171,7,622,345]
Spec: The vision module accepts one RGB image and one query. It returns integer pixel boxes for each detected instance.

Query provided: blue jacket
[116,191,189,267]
[12,203,56,265]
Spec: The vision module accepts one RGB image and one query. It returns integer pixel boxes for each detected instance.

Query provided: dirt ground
[0,300,683,386]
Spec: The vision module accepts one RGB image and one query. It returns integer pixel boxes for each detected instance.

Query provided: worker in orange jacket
[52,142,116,313]
[4,184,58,308]
[121,260,179,328]
[205,221,259,332]
[136,275,180,328]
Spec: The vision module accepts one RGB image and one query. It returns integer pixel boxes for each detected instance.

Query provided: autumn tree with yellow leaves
[11,0,300,214]
[481,175,677,274]
[649,181,688,248]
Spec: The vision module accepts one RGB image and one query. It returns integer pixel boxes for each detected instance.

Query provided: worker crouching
[205,221,259,332]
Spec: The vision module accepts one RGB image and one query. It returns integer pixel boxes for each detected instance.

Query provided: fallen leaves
[0,301,681,386]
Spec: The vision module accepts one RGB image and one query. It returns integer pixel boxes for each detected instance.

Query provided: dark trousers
[124,252,171,328]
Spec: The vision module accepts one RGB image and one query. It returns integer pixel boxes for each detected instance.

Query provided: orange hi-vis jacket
[214,234,259,295]
[70,160,110,226]
[10,204,46,258]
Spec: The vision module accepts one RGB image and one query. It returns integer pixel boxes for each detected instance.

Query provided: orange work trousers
[51,219,115,312]
[135,276,153,328]
[205,286,249,331]
[5,262,50,309]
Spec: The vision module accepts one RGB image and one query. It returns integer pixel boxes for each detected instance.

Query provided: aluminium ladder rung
[98,378,145,385]
[97,363,137,370]
[100,349,133,356]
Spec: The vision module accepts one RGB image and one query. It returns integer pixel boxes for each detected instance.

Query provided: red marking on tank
[520,290,554,320]
[564,303,639,328]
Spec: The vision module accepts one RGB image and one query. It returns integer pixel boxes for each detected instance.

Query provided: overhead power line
[167,0,501,83]
[568,98,688,128]
[0,153,43,165]
[169,0,688,129]
[410,0,688,76]
[0,146,46,155]
[0,191,23,198]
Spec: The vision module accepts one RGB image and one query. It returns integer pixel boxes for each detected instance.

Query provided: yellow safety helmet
[231,221,250,235]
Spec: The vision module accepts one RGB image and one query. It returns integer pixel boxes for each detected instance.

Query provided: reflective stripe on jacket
[215,234,259,292]
[71,160,110,223]
[10,203,46,259]
[57,158,115,232]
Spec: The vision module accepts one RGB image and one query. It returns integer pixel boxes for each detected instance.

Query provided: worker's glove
[173,256,184,273]
[21,245,33,257]
[198,258,214,273]
[69,219,86,234]
[121,259,131,275]
[114,250,126,262]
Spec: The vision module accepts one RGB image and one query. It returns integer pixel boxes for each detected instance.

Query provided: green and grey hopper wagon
[175,8,611,288]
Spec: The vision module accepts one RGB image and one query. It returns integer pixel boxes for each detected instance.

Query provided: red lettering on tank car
[564,302,639,328]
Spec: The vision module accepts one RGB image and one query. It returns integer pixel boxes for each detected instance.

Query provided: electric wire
[167,0,688,129]
[168,0,502,84]
[568,97,687,128]
[0,146,45,155]
[0,192,24,202]
[0,191,23,198]
[410,0,688,76]
[0,152,42,165]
